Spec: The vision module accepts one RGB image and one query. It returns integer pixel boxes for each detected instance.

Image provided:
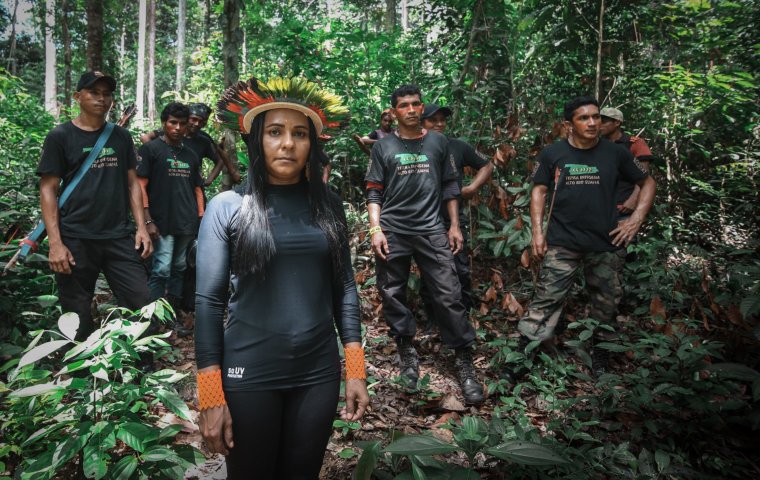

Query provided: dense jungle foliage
[0,0,758,478]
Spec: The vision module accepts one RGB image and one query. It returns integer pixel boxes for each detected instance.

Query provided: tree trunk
[136,0,147,122]
[44,0,56,117]
[176,0,186,92]
[119,24,126,102]
[457,0,483,87]
[220,0,243,190]
[204,0,212,47]
[5,0,19,75]
[385,0,396,33]
[61,0,72,114]
[594,0,605,101]
[147,0,157,122]
[401,0,408,32]
[85,0,104,71]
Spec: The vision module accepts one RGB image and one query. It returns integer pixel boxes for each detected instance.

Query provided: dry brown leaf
[501,292,524,317]
[479,303,490,315]
[727,304,743,326]
[515,216,524,230]
[484,285,497,303]
[438,395,466,412]
[491,272,504,290]
[520,249,530,268]
[650,296,666,321]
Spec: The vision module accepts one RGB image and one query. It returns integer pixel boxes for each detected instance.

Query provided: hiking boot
[591,345,610,376]
[396,336,419,388]
[454,348,484,405]
[499,335,530,384]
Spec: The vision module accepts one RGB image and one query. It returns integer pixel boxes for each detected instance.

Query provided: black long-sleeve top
[195,181,361,391]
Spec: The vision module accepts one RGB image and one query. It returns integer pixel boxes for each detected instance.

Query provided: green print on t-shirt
[82,146,116,158]
[564,163,599,175]
[396,153,429,165]
[166,158,190,169]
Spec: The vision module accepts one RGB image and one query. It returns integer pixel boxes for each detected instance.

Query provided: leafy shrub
[0,302,204,479]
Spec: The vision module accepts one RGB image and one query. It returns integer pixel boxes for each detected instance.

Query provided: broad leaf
[82,444,108,480]
[58,312,80,341]
[383,435,458,456]
[355,440,381,480]
[18,340,71,368]
[486,440,568,465]
[141,446,176,462]
[117,423,155,453]
[111,455,138,480]
[155,388,193,421]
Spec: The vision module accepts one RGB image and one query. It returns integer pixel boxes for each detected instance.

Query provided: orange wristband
[344,346,366,380]
[197,370,226,410]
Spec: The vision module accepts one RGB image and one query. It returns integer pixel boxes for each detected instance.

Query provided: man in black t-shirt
[365,84,484,405]
[419,103,494,315]
[140,103,241,186]
[137,102,204,307]
[507,96,655,379]
[361,109,395,146]
[37,71,153,341]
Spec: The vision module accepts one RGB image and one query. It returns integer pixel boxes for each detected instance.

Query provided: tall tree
[385,0,396,33]
[136,0,147,122]
[85,0,104,70]
[61,0,72,113]
[220,0,244,190]
[176,0,186,92]
[594,0,605,101]
[147,0,157,122]
[44,0,56,117]
[5,0,19,74]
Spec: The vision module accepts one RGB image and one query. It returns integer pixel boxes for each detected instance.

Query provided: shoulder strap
[17,122,116,261]
[57,122,115,208]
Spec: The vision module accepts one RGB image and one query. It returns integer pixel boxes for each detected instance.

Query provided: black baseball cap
[421,104,452,120]
[76,71,117,92]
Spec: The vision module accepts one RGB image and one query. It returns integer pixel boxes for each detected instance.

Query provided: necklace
[160,135,183,163]
[395,131,425,162]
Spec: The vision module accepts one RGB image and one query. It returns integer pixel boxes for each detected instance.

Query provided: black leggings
[225,379,340,480]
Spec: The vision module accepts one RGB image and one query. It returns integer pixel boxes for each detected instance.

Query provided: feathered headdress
[216,76,349,137]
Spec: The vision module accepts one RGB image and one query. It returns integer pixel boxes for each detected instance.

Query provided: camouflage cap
[600,107,624,122]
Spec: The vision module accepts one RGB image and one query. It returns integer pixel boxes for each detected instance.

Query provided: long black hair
[232,111,346,280]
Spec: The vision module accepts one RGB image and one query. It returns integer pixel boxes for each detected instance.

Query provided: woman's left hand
[341,379,370,422]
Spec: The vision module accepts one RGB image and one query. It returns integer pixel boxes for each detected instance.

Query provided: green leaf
[338,448,357,459]
[411,461,428,480]
[10,380,66,398]
[111,455,138,480]
[83,444,108,480]
[171,444,206,469]
[706,363,760,381]
[594,342,629,353]
[383,435,458,456]
[355,440,381,480]
[141,446,176,462]
[117,423,155,453]
[157,424,184,442]
[578,330,593,342]
[655,449,671,472]
[18,340,71,368]
[155,388,193,421]
[36,294,59,307]
[486,440,568,465]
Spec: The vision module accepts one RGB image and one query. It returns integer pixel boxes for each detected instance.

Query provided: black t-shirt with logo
[365,130,458,235]
[184,133,220,170]
[532,139,648,252]
[137,138,203,235]
[36,121,137,239]
[442,137,490,226]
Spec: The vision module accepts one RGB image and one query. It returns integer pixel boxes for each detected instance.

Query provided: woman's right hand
[199,404,234,455]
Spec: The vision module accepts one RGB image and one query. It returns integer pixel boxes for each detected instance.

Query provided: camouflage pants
[518,246,625,341]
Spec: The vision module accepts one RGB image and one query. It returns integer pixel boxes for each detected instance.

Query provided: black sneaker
[454,348,485,405]
[396,336,419,388]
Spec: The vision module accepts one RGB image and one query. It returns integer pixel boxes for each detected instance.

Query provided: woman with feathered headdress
[193,77,369,478]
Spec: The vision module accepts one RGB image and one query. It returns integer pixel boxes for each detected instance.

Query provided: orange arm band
[366,181,384,191]
[197,369,226,410]
[138,177,149,207]
[195,186,205,217]
[344,346,366,380]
